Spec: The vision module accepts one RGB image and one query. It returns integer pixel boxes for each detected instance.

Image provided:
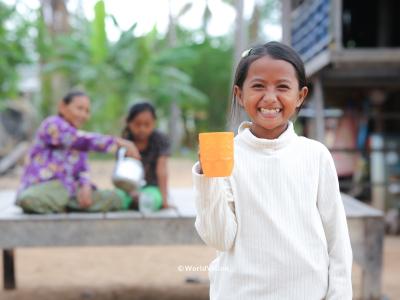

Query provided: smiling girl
[193,42,353,299]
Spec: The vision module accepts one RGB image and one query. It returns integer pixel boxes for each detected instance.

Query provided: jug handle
[117,147,127,161]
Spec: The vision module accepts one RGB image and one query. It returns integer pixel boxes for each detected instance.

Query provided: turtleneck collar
[237,121,297,151]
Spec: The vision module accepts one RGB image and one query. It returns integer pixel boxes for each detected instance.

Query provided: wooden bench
[0,190,384,299]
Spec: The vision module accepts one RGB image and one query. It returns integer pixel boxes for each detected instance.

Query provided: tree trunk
[229,0,248,132]
[248,2,261,44]
[39,0,70,114]
[167,0,184,153]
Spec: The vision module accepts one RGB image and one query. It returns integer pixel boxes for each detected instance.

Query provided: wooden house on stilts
[282,0,400,211]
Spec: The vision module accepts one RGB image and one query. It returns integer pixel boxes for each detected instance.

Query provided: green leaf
[90,0,108,64]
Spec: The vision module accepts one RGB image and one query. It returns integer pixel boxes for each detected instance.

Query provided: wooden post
[370,134,386,211]
[3,249,16,290]
[281,0,292,45]
[377,0,390,47]
[332,0,343,50]
[313,77,325,143]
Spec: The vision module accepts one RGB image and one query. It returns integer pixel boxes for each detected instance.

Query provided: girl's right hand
[117,138,141,160]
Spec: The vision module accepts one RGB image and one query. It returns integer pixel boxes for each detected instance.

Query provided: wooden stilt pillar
[3,249,16,290]
[313,77,325,143]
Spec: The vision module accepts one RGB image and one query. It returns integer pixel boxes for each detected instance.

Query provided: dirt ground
[0,158,399,300]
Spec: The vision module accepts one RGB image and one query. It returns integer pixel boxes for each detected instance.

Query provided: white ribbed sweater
[193,122,353,300]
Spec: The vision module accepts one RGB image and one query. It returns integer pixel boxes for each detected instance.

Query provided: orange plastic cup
[199,132,234,177]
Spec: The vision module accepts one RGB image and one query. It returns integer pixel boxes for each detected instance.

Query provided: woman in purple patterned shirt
[16,91,140,214]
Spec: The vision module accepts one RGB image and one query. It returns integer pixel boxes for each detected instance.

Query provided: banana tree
[0,2,31,101]
[249,0,280,44]
[41,0,208,138]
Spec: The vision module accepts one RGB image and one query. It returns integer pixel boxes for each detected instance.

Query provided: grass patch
[88,152,116,161]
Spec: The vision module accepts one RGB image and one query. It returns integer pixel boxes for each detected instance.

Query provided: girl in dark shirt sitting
[122,102,171,209]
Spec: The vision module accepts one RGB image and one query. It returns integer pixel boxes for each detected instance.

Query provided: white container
[138,193,157,213]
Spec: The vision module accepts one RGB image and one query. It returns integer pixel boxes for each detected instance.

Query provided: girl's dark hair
[122,102,157,140]
[62,90,87,105]
[230,41,307,128]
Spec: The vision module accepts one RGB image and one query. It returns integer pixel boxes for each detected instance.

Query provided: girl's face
[58,95,90,128]
[128,110,155,141]
[234,55,308,139]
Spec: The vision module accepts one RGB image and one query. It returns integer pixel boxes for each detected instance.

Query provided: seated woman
[122,102,171,210]
[16,90,139,214]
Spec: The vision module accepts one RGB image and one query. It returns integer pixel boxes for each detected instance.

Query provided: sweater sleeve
[76,157,92,187]
[192,162,238,251]
[317,147,353,300]
[39,117,118,153]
